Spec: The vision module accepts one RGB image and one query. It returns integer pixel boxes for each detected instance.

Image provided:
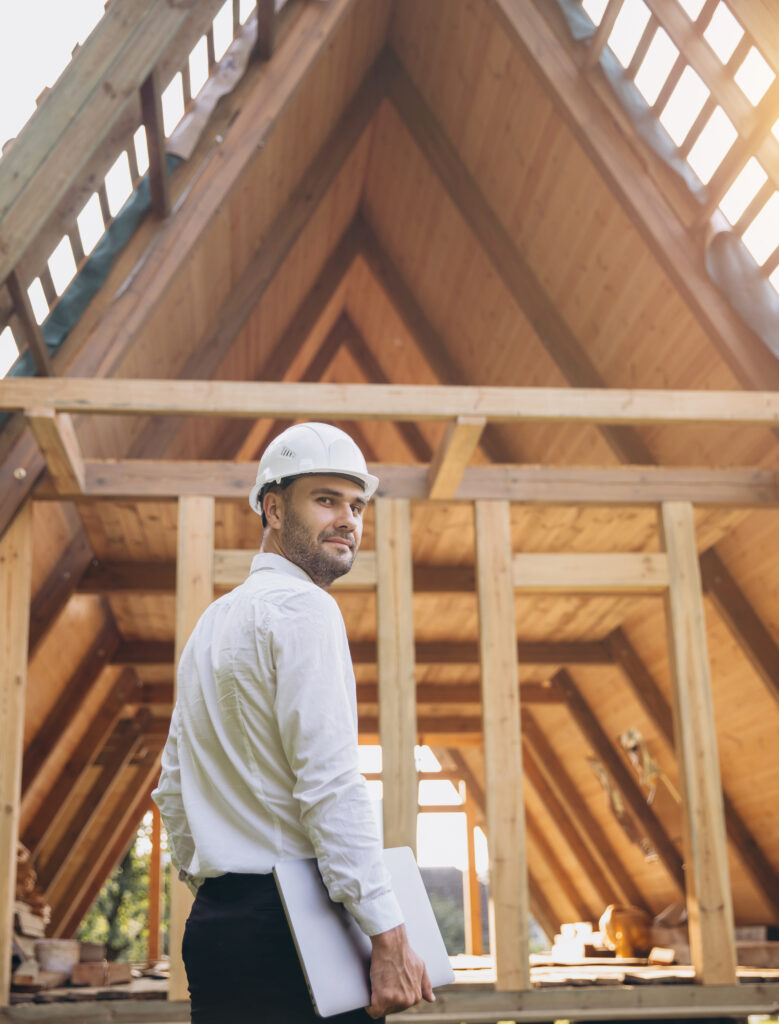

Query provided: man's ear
[263,489,283,529]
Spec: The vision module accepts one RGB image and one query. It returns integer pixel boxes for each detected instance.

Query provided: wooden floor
[5,966,779,1023]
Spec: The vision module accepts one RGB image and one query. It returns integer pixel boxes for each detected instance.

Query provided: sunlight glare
[162,73,185,138]
[742,192,779,265]
[0,326,19,378]
[105,151,133,217]
[703,3,743,64]
[719,158,767,224]
[77,193,104,255]
[735,47,775,106]
[634,28,678,106]
[48,236,77,295]
[686,107,737,184]
[608,0,651,70]
[27,279,48,325]
[660,66,709,145]
[582,0,609,26]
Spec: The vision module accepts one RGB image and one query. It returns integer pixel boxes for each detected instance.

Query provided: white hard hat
[249,422,379,516]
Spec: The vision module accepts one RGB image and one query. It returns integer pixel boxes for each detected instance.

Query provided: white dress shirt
[152,552,404,936]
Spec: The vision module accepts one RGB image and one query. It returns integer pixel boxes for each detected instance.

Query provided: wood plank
[139,68,171,219]
[512,552,669,592]
[0,504,32,1005]
[521,710,650,911]
[383,50,654,467]
[553,668,686,894]
[148,802,162,963]
[375,498,417,851]
[463,798,483,956]
[582,0,624,69]
[606,627,779,917]
[54,460,779,505]
[36,714,148,892]
[51,743,163,938]
[660,502,737,984]
[25,409,85,493]
[21,668,141,858]
[0,0,191,286]
[356,217,512,465]
[22,616,120,793]
[5,272,53,377]
[699,548,779,708]
[475,500,530,990]
[256,0,275,60]
[5,378,779,425]
[428,417,486,499]
[170,495,214,1001]
[486,0,779,393]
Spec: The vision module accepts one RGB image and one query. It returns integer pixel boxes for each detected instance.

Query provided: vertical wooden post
[660,502,737,985]
[169,496,214,1001]
[148,801,162,965]
[375,498,417,852]
[475,500,530,990]
[0,504,32,1006]
[463,795,483,956]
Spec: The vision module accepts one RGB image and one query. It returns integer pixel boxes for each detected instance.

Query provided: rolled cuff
[345,889,405,937]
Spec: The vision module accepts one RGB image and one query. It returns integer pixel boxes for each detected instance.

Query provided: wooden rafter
[522,710,650,911]
[139,67,171,219]
[553,668,686,893]
[486,0,779,393]
[582,0,623,70]
[383,50,654,467]
[6,271,53,377]
[427,416,486,499]
[700,548,779,708]
[525,805,594,922]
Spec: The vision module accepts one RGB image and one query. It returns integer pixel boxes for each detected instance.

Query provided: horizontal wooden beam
[3,378,779,425]
[33,460,779,505]
[512,552,668,592]
[114,639,610,667]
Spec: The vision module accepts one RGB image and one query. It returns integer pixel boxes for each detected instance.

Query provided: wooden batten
[375,498,417,851]
[169,496,215,1000]
[25,408,85,494]
[475,500,530,990]
[0,504,32,1006]
[463,797,484,956]
[148,801,162,963]
[139,67,171,219]
[427,416,486,499]
[660,502,737,984]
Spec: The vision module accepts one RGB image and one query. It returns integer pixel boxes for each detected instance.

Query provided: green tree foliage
[77,813,170,962]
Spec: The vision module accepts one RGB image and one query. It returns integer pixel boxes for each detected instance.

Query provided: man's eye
[351,505,363,516]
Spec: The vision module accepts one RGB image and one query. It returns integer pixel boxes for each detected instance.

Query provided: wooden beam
[37,714,148,893]
[475,500,530,990]
[25,408,85,493]
[521,744,616,909]
[521,710,650,911]
[553,668,686,894]
[375,498,418,851]
[22,616,120,793]
[148,801,162,964]
[6,271,53,376]
[660,502,737,984]
[36,459,779,505]
[486,0,779,393]
[356,217,513,465]
[28,508,93,655]
[428,417,486,499]
[51,743,163,938]
[463,798,483,956]
[129,52,385,459]
[255,0,275,61]
[21,667,141,858]
[383,50,655,467]
[606,626,779,917]
[0,504,32,1005]
[139,67,171,219]
[525,806,594,922]
[5,378,779,426]
[700,547,779,708]
[582,0,623,70]
[512,552,669,592]
[170,495,214,1000]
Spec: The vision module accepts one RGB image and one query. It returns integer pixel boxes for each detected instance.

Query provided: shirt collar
[250,552,315,585]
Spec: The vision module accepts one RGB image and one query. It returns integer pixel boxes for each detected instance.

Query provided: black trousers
[182,872,381,1023]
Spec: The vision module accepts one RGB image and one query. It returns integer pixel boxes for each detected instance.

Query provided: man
[153,422,433,1023]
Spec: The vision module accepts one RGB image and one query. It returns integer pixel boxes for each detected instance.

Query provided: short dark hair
[259,477,295,528]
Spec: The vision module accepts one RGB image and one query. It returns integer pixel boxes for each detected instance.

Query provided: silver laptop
[273,846,455,1018]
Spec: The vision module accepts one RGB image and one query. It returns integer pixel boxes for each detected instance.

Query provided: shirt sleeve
[151,705,201,895]
[268,588,404,936]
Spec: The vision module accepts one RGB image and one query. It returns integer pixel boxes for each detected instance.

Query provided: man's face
[271,475,366,587]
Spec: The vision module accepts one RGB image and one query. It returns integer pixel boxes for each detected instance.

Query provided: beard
[280,504,356,588]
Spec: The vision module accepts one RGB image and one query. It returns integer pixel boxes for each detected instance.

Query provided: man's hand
[366,924,435,1019]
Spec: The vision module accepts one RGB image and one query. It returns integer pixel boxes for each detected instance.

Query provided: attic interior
[1,0,779,1020]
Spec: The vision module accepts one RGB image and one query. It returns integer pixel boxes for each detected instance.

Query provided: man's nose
[335,504,358,530]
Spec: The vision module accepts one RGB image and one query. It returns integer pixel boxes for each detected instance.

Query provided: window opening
[26,279,48,326]
[189,37,210,99]
[213,1,234,62]
[105,151,133,217]
[686,106,737,183]
[162,73,186,138]
[674,0,706,19]
[608,0,651,69]
[702,2,743,64]
[0,326,19,378]
[734,47,775,106]
[48,236,77,296]
[741,192,779,265]
[719,157,768,224]
[133,126,150,177]
[659,65,710,145]
[634,27,679,105]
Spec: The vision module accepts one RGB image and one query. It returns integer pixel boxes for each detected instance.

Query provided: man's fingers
[421,967,435,1002]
